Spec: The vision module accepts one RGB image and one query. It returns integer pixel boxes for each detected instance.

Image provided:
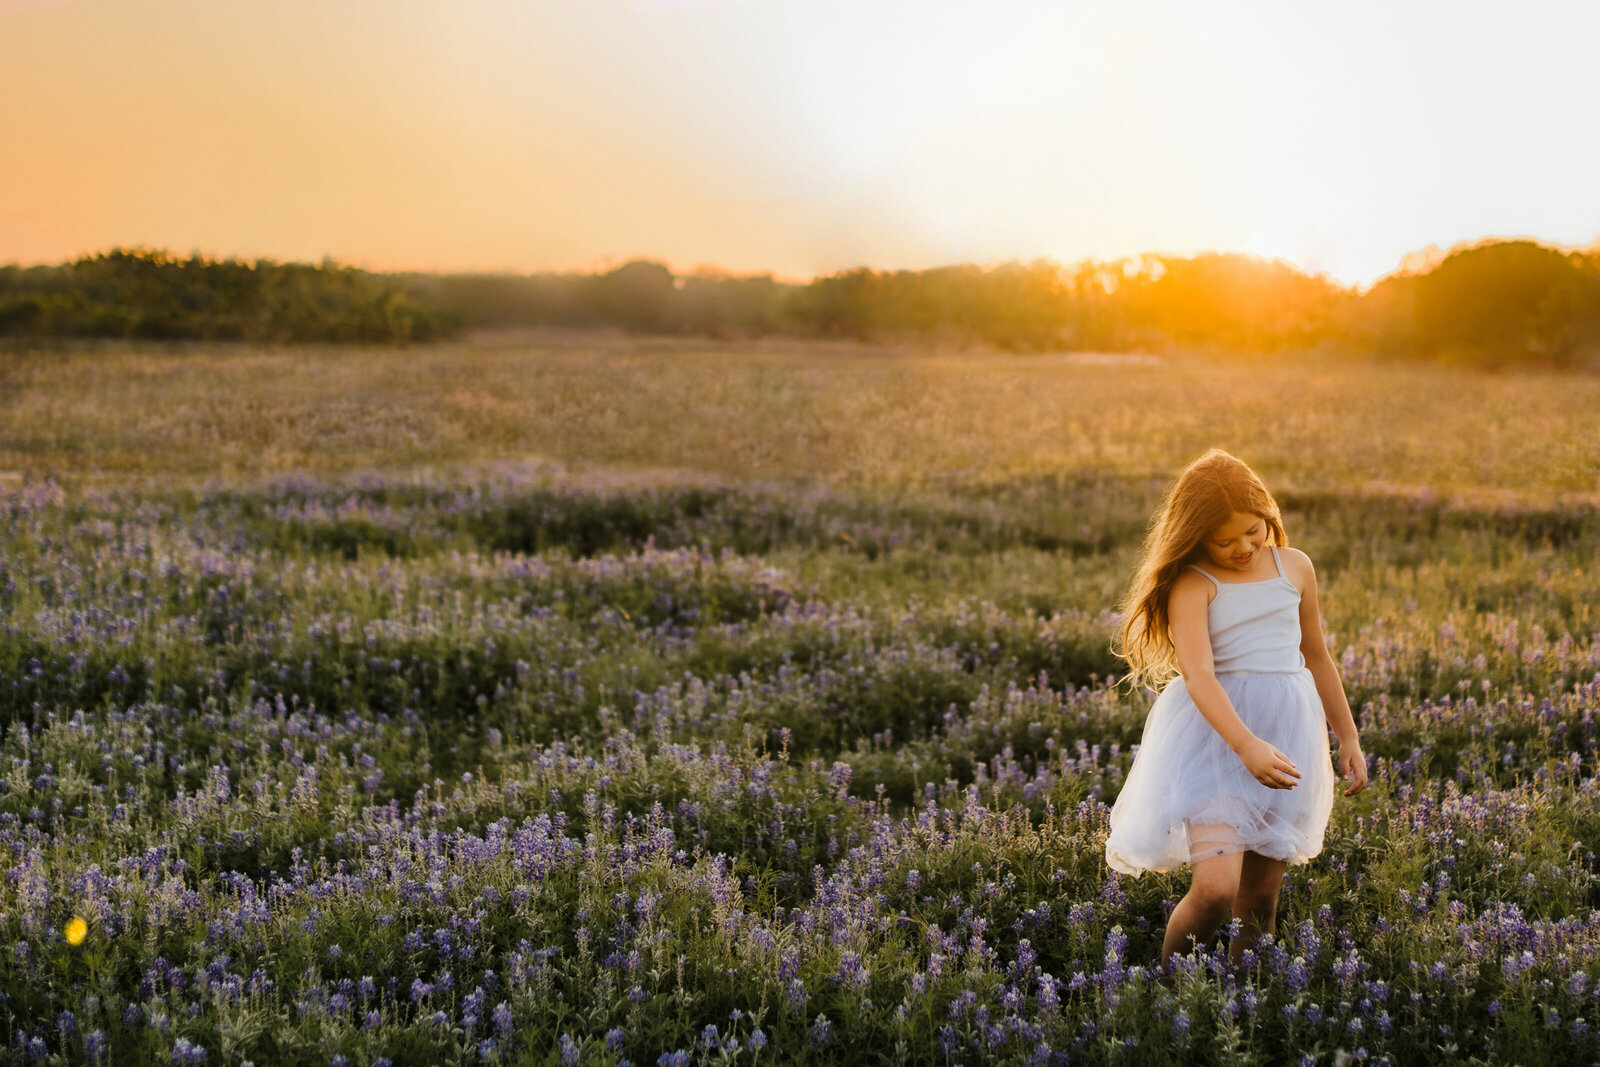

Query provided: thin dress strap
[1185,563,1222,590]
[1269,544,1285,579]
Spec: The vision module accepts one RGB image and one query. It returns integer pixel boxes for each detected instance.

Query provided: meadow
[2,331,1599,1065]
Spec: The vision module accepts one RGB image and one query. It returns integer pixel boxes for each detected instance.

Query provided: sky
[3,0,1598,291]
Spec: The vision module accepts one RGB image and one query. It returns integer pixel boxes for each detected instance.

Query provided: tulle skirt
[1105,669,1336,876]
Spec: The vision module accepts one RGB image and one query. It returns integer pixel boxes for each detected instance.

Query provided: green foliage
[2,457,1600,1064]
[0,248,460,345]
[1410,240,1600,365]
[9,238,1600,364]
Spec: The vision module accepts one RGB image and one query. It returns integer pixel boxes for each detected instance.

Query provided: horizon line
[6,231,1599,295]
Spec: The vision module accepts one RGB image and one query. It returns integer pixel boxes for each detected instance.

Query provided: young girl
[1104,448,1369,974]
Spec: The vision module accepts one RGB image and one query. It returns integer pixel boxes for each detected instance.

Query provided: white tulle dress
[1105,545,1336,875]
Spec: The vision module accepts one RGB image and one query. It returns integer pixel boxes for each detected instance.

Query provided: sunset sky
[3,0,1598,290]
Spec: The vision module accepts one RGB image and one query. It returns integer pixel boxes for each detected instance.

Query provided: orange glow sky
[4,0,1598,290]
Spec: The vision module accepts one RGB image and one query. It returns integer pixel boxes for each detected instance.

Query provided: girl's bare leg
[1229,850,1288,967]
[1160,835,1243,975]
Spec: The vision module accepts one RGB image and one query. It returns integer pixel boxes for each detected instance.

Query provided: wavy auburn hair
[1112,449,1288,691]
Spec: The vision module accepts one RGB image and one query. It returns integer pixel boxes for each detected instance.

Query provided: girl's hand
[1337,740,1369,796]
[1237,736,1301,790]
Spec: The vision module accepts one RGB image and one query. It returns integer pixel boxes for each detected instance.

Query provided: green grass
[2,334,1598,1065]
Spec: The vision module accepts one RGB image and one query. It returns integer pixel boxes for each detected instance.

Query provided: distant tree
[667,268,784,338]
[0,247,455,344]
[592,259,676,332]
[781,267,879,339]
[7,238,1598,361]
[1116,252,1350,353]
[1348,272,1422,356]
[430,272,570,327]
[1411,239,1596,364]
[963,259,1074,350]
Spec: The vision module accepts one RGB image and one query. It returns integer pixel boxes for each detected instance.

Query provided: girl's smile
[1202,511,1270,575]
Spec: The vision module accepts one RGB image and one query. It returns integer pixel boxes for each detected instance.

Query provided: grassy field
[5,329,1599,497]
[2,332,1598,1065]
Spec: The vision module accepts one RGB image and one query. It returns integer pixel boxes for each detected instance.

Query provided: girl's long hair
[1113,448,1288,691]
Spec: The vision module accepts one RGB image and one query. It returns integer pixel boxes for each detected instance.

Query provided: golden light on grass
[64,916,87,945]
[3,336,1599,500]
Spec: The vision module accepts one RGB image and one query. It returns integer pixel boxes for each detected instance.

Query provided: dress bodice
[1185,545,1306,673]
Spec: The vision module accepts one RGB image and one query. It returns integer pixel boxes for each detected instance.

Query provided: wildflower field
[2,334,1600,1065]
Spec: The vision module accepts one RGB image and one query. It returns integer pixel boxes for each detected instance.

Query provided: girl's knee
[1188,849,1243,907]
[1187,879,1239,916]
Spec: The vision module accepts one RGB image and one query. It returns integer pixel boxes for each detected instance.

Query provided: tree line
[3,238,1598,365]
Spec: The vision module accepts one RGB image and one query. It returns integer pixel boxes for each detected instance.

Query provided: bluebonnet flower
[171,1039,207,1065]
[837,951,870,990]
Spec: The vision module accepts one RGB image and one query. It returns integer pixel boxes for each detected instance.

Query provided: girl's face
[1199,511,1269,574]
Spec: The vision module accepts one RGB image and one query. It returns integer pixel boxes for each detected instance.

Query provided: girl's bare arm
[1285,547,1368,796]
[1285,548,1360,747]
